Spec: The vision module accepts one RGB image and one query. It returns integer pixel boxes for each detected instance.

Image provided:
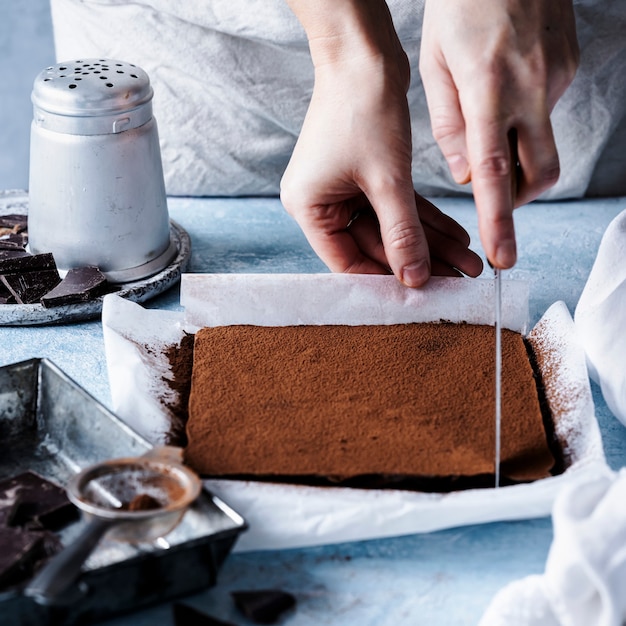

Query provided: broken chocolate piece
[40,265,108,308]
[0,490,20,527]
[0,233,28,250]
[0,527,45,590]
[0,251,56,274]
[0,471,78,531]
[0,282,16,304]
[0,248,30,261]
[172,603,236,626]
[0,252,61,304]
[1,269,62,305]
[29,530,64,579]
[231,590,296,624]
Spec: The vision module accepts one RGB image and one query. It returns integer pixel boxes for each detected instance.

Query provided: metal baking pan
[0,358,247,626]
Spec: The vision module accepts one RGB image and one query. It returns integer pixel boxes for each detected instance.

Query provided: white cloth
[480,468,626,626]
[575,208,626,426]
[50,0,626,197]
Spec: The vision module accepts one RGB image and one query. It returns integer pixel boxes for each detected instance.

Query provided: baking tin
[0,191,191,326]
[0,358,247,625]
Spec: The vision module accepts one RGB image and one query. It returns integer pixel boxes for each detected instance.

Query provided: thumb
[367,182,431,287]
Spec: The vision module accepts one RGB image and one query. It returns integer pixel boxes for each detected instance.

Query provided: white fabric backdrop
[50,0,626,198]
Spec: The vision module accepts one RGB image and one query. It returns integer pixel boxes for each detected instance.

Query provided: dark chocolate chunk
[30,530,64,578]
[0,471,78,531]
[172,603,236,626]
[0,527,45,590]
[0,491,21,527]
[231,590,297,624]
[40,265,108,308]
[0,233,28,250]
[0,251,61,303]
[0,251,56,274]
[1,269,62,304]
[0,248,30,261]
[0,281,16,304]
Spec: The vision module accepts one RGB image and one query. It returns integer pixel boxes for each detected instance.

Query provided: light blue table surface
[2,195,626,625]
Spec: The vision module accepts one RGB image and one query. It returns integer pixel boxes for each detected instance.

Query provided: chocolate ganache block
[185,323,555,487]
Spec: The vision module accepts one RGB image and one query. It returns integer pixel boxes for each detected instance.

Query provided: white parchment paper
[102,274,608,552]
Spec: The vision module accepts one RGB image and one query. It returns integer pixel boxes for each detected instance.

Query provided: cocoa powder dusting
[184,324,555,485]
[162,332,195,445]
[122,493,162,512]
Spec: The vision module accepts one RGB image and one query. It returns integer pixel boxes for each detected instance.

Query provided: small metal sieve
[25,447,201,605]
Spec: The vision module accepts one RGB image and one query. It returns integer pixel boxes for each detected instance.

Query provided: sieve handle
[25,517,114,605]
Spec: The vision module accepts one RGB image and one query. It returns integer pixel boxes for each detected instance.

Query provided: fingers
[515,117,560,206]
[283,183,484,284]
[415,197,483,277]
[465,98,560,268]
[284,197,390,276]
[344,208,389,270]
[364,178,432,287]
[354,188,483,280]
[419,56,471,185]
[414,193,470,247]
[464,114,518,268]
[419,0,578,270]
[422,223,484,278]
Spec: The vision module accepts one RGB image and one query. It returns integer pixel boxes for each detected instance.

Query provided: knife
[494,129,520,489]
[494,265,502,488]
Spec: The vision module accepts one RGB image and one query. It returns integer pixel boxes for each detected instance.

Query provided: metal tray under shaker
[0,359,247,626]
[0,190,192,326]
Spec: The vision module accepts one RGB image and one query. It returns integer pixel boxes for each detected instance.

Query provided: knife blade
[494,129,520,489]
[494,265,502,488]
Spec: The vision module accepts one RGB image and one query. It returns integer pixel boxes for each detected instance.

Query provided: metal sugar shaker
[28,59,176,283]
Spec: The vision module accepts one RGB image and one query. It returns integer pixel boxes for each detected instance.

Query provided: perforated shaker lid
[32,59,154,135]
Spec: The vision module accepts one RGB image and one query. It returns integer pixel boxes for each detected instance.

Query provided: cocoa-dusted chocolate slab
[41,266,109,308]
[185,323,555,484]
